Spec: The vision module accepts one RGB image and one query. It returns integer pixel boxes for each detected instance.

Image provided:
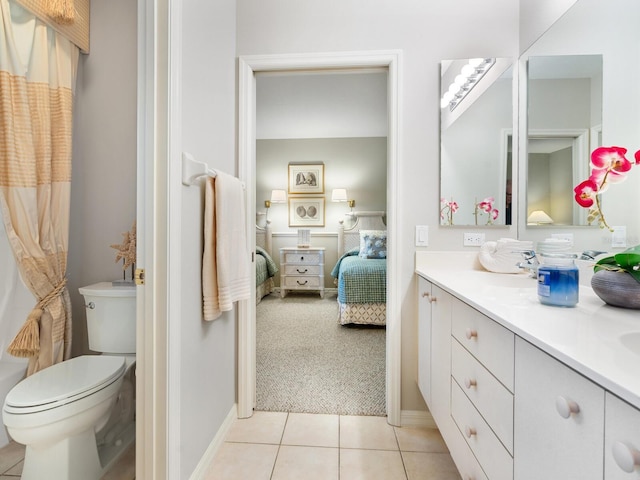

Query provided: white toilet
[2,282,136,480]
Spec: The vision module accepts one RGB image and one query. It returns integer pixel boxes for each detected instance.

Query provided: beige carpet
[256,292,386,416]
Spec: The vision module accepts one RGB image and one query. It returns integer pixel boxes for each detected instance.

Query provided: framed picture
[289,197,325,227]
[288,163,324,194]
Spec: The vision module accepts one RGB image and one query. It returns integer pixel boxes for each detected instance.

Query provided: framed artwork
[289,197,325,227]
[288,163,324,194]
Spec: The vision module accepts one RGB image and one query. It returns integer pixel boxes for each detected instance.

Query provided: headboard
[256,221,273,256]
[337,211,386,256]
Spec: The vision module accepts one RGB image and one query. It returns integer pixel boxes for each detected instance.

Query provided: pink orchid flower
[574,179,598,208]
[574,146,639,231]
[490,209,499,220]
[591,146,632,173]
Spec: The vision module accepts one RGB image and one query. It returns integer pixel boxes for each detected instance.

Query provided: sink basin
[620,332,640,356]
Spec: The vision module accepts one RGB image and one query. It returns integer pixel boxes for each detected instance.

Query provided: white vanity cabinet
[514,337,605,480]
[417,276,433,405]
[417,277,454,426]
[605,393,640,479]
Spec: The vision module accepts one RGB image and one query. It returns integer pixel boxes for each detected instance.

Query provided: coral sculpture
[110,221,137,271]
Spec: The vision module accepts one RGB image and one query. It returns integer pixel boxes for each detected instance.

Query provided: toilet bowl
[2,283,136,480]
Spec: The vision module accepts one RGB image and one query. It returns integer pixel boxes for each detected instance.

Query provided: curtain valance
[14,0,89,53]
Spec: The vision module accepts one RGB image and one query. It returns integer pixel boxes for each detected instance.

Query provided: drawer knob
[464,425,477,438]
[296,268,308,273]
[300,256,305,261]
[465,328,478,340]
[555,395,580,418]
[464,378,477,389]
[296,280,308,286]
[422,292,431,298]
[612,441,640,473]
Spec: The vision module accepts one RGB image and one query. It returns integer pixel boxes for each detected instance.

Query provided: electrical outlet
[463,232,485,246]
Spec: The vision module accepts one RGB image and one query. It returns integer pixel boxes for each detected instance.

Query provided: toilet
[2,282,136,480]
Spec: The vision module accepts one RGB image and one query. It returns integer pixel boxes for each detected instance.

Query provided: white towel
[202,172,250,321]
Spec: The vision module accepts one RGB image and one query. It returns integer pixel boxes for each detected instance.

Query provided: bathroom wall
[179,0,238,477]
[237,0,520,413]
[68,0,138,357]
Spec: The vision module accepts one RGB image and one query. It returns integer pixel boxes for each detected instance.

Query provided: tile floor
[205,411,462,480]
[0,412,461,479]
[0,439,135,479]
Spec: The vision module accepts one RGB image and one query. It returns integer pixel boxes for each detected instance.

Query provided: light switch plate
[415,225,429,247]
[611,226,627,248]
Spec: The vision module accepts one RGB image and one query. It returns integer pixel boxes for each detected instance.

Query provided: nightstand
[279,247,325,298]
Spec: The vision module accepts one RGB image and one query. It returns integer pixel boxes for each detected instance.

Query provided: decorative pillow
[359,230,387,259]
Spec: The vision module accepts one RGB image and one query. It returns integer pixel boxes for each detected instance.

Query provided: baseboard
[400,409,437,429]
[189,403,237,480]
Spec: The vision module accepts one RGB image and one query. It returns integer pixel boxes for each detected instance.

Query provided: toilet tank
[79,282,136,354]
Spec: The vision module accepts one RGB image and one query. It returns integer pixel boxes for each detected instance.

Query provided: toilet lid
[5,355,125,412]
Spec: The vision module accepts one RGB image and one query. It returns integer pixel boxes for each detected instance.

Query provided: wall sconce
[331,188,355,212]
[440,58,496,111]
[265,189,286,220]
[527,210,554,225]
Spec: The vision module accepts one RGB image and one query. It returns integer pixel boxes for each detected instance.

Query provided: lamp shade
[527,210,554,224]
[331,188,348,202]
[270,189,286,203]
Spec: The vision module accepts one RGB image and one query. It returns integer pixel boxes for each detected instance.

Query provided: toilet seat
[4,356,125,415]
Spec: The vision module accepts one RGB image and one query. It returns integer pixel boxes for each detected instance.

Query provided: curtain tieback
[6,278,68,358]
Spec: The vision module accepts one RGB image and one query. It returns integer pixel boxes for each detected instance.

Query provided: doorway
[238,51,402,426]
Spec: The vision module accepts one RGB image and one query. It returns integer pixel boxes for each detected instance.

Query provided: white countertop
[415,251,640,409]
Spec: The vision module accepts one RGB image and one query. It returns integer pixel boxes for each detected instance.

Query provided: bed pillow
[359,230,387,259]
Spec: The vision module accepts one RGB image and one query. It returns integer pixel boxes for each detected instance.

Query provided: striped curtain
[0,0,78,375]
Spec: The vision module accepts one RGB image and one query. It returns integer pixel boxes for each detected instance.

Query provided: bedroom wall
[257,137,387,287]
[238,0,520,413]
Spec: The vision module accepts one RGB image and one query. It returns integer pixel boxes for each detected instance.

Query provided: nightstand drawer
[451,338,514,454]
[284,265,322,276]
[282,276,322,289]
[284,252,322,264]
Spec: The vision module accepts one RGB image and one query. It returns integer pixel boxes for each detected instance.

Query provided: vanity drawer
[284,264,322,276]
[452,300,514,391]
[451,338,514,454]
[283,252,322,265]
[282,276,322,289]
[452,381,513,480]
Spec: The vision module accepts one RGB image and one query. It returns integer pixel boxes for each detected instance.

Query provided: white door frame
[137,0,170,477]
[238,51,403,426]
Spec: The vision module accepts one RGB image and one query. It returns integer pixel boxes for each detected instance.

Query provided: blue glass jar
[537,253,579,307]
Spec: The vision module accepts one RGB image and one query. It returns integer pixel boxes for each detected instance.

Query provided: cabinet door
[605,392,640,479]
[417,276,433,406]
[430,286,454,437]
[514,337,605,480]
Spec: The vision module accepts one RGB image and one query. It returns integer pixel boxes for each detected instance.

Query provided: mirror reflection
[526,54,603,226]
[440,58,513,226]
[520,0,640,245]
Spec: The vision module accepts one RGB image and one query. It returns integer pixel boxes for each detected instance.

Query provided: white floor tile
[281,413,339,448]
[402,451,462,480]
[394,426,449,453]
[225,411,288,444]
[340,448,407,480]
[271,445,338,480]
[339,415,398,451]
[205,442,279,480]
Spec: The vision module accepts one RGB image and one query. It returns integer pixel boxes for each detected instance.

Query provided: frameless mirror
[520,0,640,243]
[440,58,514,226]
[526,54,602,226]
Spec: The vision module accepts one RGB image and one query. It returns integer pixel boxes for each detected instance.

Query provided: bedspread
[331,249,386,304]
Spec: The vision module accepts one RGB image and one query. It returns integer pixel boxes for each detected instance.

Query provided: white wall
[237,0,520,412]
[69,0,138,356]
[179,0,237,477]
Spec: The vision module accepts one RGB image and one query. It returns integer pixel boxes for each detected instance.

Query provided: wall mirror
[526,54,602,226]
[520,0,640,244]
[440,58,514,226]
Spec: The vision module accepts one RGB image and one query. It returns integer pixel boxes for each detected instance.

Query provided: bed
[331,211,387,325]
[256,222,278,304]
